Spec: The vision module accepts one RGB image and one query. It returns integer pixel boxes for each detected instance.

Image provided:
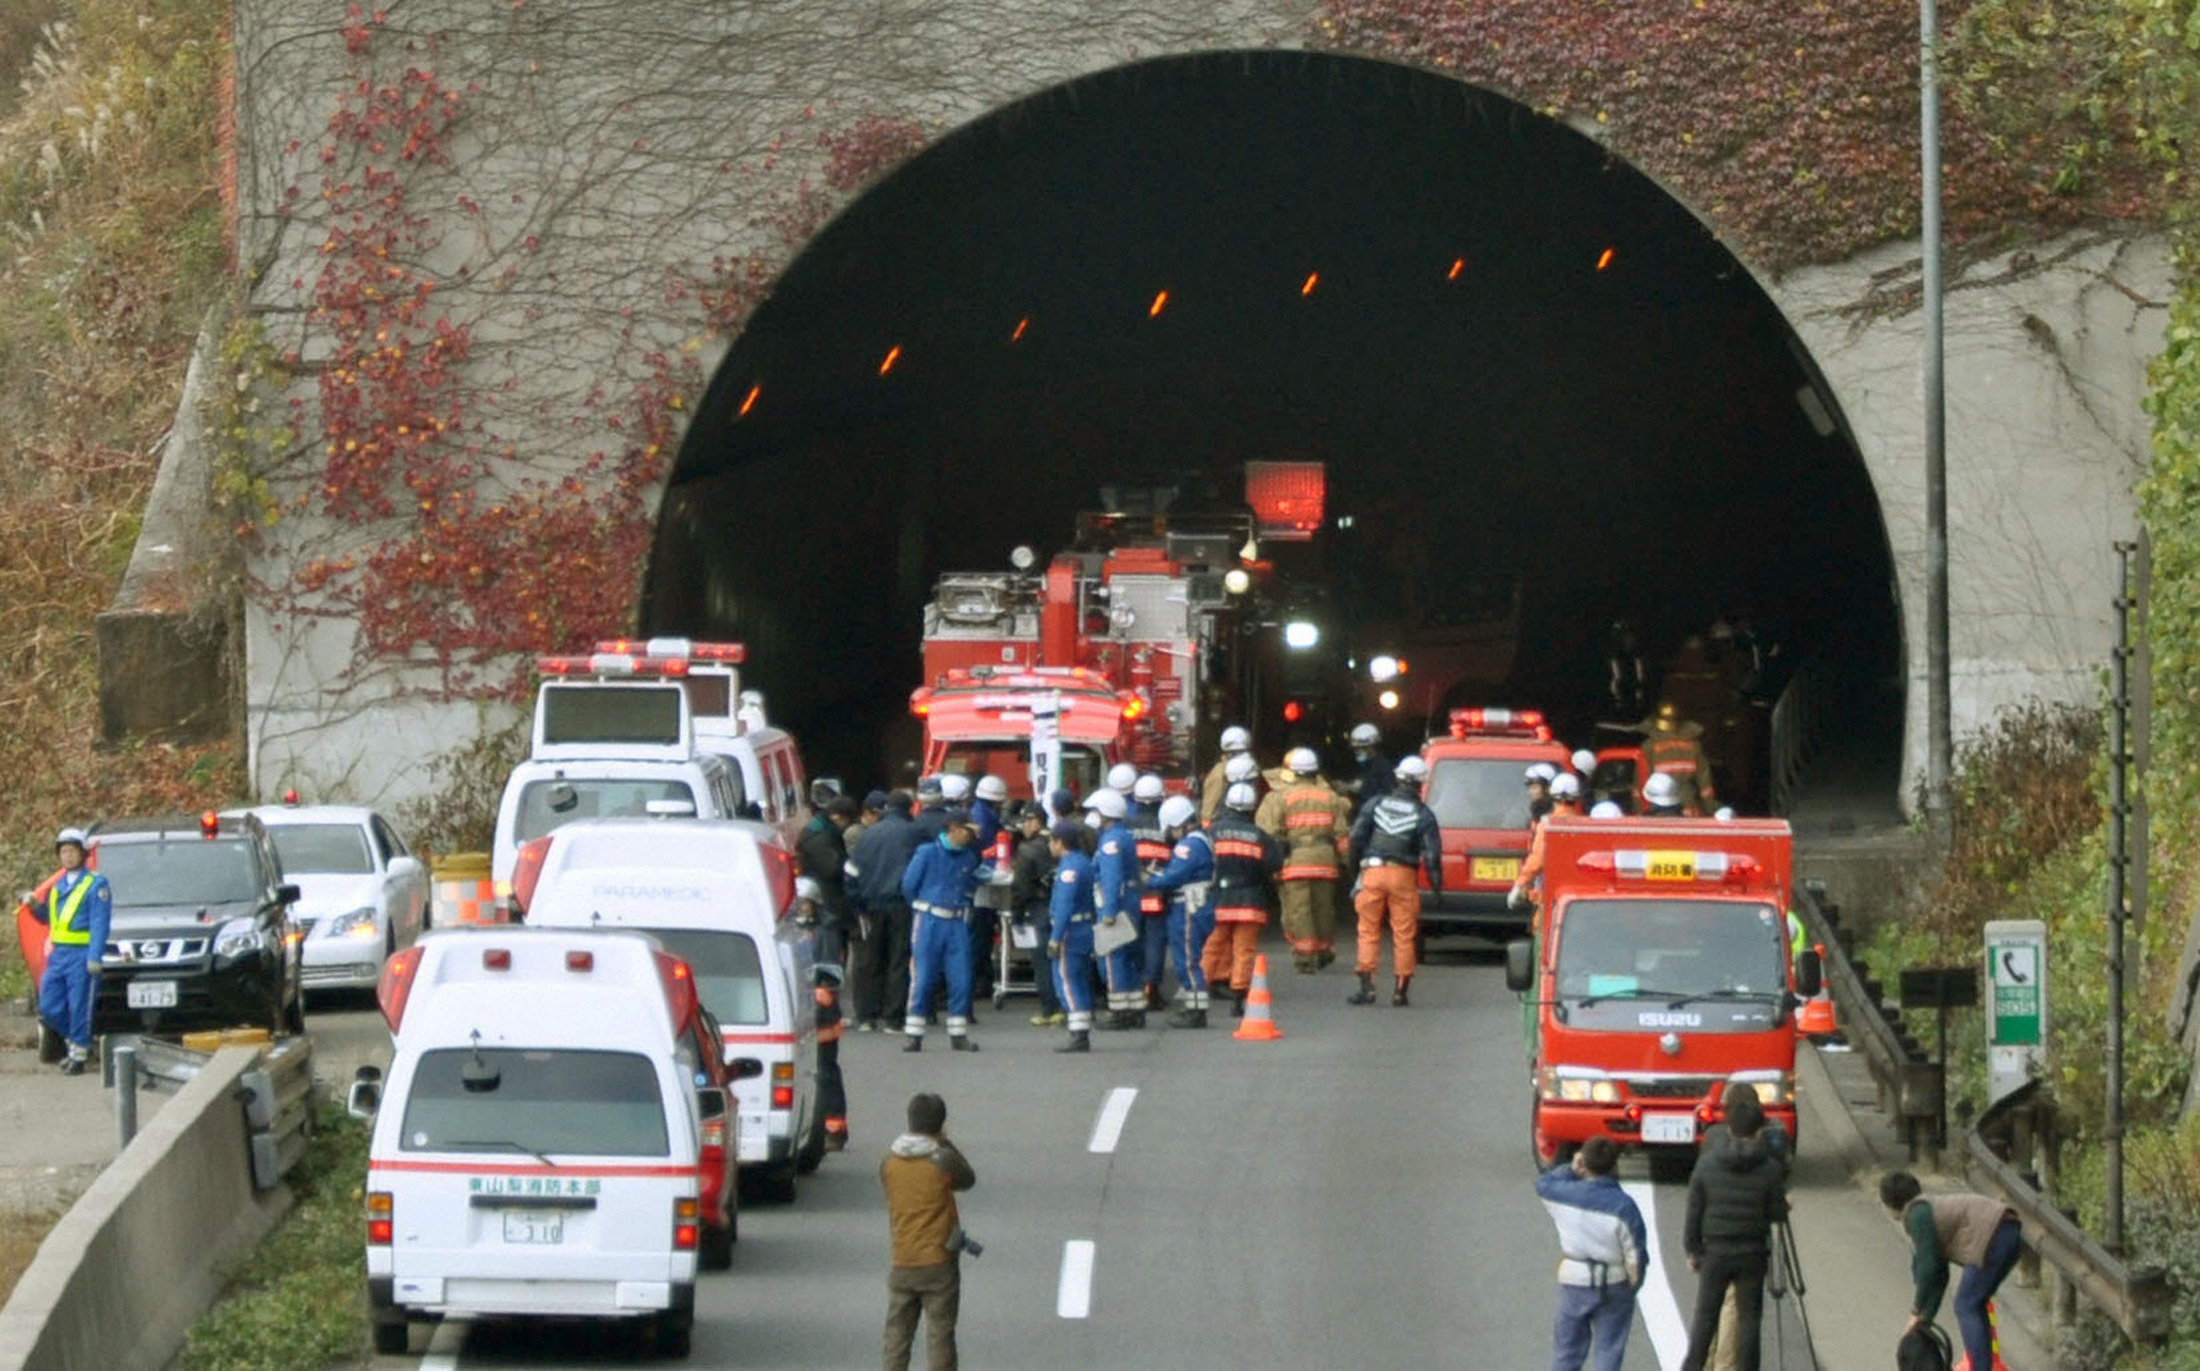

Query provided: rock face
[200,1,2167,811]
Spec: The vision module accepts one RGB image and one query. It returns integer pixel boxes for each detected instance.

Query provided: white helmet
[1106,762,1139,794]
[1086,789,1128,820]
[1283,746,1320,776]
[1393,756,1429,784]
[1589,801,1625,819]
[1714,806,1736,821]
[1524,762,1558,786]
[1133,774,1166,803]
[54,826,88,850]
[1224,753,1261,784]
[939,773,972,803]
[974,775,1009,803]
[1349,722,1381,747]
[1224,782,1259,812]
[1572,749,1598,777]
[1158,795,1197,831]
[1219,725,1251,754]
[1643,772,1682,808]
[794,875,824,905]
[1550,772,1582,800]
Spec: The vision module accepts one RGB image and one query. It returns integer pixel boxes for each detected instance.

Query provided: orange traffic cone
[1796,942,1838,1040]
[1233,955,1284,1041]
[1953,1301,2010,1371]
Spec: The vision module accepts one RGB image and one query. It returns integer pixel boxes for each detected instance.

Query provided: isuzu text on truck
[1505,816,1821,1171]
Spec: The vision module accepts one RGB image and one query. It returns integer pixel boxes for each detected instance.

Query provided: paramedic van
[363,927,730,1357]
[523,818,824,1202]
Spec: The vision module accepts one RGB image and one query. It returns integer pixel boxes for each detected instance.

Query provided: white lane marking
[1087,1086,1138,1153]
[1622,1180,1690,1370]
[1057,1239,1097,1318]
[418,1313,467,1369]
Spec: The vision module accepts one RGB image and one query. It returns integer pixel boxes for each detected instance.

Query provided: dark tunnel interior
[644,51,1905,812]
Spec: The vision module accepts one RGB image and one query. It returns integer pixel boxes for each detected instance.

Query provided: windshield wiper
[1574,987,1685,1009]
[1663,989,1782,1011]
[441,1138,559,1167]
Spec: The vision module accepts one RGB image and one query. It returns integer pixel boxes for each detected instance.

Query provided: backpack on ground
[1896,1323,1953,1371]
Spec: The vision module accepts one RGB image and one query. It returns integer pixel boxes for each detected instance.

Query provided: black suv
[88,814,305,1037]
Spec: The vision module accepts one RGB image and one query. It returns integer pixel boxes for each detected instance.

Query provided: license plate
[1471,857,1520,882]
[1645,851,1696,881]
[502,1211,564,1244]
[1642,1113,1697,1145]
[126,980,178,1010]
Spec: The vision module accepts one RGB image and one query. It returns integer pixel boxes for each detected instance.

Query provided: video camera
[946,1226,984,1259]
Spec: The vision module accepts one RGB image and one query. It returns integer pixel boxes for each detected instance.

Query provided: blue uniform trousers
[1167,905,1213,1007]
[1099,922,1141,1012]
[1138,913,1170,990]
[1052,922,1097,1033]
[1551,1282,1635,1371]
[904,909,974,1039]
[39,945,96,1051]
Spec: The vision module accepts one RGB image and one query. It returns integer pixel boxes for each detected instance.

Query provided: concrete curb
[1795,1041,1876,1181]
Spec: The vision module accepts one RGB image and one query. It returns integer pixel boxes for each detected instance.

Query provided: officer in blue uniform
[1044,820,1099,1053]
[1128,773,1173,1011]
[1144,795,1216,1029]
[36,828,111,1075]
[1086,789,1145,1030]
[899,813,983,1052]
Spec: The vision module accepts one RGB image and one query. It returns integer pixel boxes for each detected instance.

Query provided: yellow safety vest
[48,875,98,945]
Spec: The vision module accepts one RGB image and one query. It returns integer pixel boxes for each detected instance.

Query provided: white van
[696,721,810,852]
[525,818,824,1201]
[363,927,720,1357]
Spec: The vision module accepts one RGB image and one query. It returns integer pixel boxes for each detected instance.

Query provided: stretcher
[991,913,1046,1011]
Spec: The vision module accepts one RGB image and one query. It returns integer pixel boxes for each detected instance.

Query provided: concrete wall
[217,1,2172,813]
[0,1048,290,1371]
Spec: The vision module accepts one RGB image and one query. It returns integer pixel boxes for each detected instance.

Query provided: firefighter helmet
[1393,756,1429,784]
[1086,789,1128,820]
[1283,746,1320,776]
[1550,772,1582,800]
[939,773,972,803]
[1524,762,1558,786]
[1224,782,1259,812]
[1219,725,1251,754]
[1590,801,1625,819]
[1349,722,1381,748]
[54,827,88,851]
[1158,795,1196,831]
[1572,749,1597,777]
[794,876,823,905]
[1106,763,1139,794]
[1714,806,1736,821]
[1133,774,1165,803]
[1224,753,1260,784]
[974,775,1009,803]
[1643,772,1682,808]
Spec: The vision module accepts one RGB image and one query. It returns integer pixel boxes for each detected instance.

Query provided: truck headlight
[1735,1072,1793,1106]
[327,907,381,941]
[214,918,269,958]
[1537,1069,1619,1104]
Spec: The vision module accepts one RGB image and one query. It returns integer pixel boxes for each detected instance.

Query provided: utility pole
[1920,0,1953,831]
[2107,541,2136,1254]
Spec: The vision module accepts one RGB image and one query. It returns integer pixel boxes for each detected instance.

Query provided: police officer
[1644,700,1718,814]
[1144,794,1215,1028]
[1203,784,1280,1017]
[967,774,1011,1000]
[1257,746,1351,974]
[1045,820,1100,1052]
[899,813,984,1052]
[35,827,110,1076]
[1346,722,1393,820]
[847,790,922,1032]
[794,877,850,1151]
[1128,774,1172,1011]
[1643,772,1687,818]
[1200,724,1253,822]
[1349,757,1443,1007]
[912,776,953,840]
[1086,788,1145,1029]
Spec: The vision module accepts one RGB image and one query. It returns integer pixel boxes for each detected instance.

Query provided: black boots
[950,1036,979,1052]
[902,1036,922,1053]
[1143,984,1166,1011]
[1230,990,1247,1019]
[1348,972,1378,1006]
[1392,976,1412,1007]
[1056,1031,1091,1053]
[1168,1007,1207,1029]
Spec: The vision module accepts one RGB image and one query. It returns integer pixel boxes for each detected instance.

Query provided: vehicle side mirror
[348,1065,382,1121]
[1794,948,1823,999]
[727,1056,766,1081]
[1504,939,1535,994]
[696,1086,728,1121]
[275,883,302,906]
[386,856,421,881]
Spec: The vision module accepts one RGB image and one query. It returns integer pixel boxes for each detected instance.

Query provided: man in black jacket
[797,795,860,965]
[1007,802,1064,1026]
[1681,1087,1789,1371]
[847,791,924,1032]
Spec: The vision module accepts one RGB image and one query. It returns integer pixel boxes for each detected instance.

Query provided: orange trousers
[1353,865,1420,978]
[1202,919,1262,990]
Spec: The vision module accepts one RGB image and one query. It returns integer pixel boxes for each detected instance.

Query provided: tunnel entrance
[646,51,1904,816]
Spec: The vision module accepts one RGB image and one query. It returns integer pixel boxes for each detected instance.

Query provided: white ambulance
[361,927,727,1357]
[523,818,825,1202]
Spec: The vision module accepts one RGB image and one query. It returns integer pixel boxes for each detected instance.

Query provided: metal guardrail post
[113,1045,138,1149]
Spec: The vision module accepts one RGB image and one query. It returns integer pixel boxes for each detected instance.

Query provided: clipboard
[1092,914,1138,957]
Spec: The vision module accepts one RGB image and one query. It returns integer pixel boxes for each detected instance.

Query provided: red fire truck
[909,667,1139,801]
[1505,816,1821,1171]
[1417,708,1574,938]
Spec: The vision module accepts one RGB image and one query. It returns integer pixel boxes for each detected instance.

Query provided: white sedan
[244,804,429,995]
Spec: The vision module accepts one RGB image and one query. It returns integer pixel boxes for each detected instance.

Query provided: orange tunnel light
[1596,248,1615,272]
[738,384,760,417]
[1149,290,1169,318]
[1448,257,1465,280]
[878,345,902,376]
[1011,317,1029,343]
[1301,272,1319,296]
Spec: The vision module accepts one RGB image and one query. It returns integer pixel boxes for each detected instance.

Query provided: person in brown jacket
[1256,746,1352,973]
[1880,1170,2021,1371]
[881,1092,977,1370]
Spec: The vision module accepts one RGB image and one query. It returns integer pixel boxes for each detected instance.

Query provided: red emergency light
[377,945,424,1030]
[566,949,594,972]
[1120,694,1148,722]
[1573,850,1762,884]
[1244,461,1326,543]
[1448,707,1549,739]
[594,638,745,663]
[655,950,701,1033]
[537,653,688,678]
[510,836,552,916]
[199,810,220,839]
[761,841,797,917]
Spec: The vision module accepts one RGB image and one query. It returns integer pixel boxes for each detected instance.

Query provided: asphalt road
[329,938,1911,1370]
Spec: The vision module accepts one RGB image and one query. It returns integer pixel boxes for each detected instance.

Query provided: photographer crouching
[882,1091,978,1370]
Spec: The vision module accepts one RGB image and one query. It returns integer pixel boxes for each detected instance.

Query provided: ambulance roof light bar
[1573,850,1761,883]
[593,638,746,663]
[1448,707,1548,738]
[536,653,689,678]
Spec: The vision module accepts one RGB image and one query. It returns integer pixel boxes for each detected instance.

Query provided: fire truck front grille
[1627,1077,1719,1100]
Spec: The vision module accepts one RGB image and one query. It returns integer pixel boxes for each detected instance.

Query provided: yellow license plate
[1471,857,1520,882]
[1645,851,1696,880]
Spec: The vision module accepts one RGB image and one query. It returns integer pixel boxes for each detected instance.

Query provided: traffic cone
[1233,955,1284,1041]
[1953,1301,2010,1371]
[1796,942,1838,1040]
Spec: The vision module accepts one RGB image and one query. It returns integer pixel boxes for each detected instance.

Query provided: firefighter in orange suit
[1509,772,1587,911]
[1643,700,1717,815]
[1202,782,1280,1017]
[1347,756,1442,1007]
[1256,746,1351,974]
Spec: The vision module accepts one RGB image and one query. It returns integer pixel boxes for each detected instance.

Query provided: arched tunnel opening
[645,51,1904,818]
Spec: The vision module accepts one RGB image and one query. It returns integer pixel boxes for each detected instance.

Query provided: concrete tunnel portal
[643,51,1905,813]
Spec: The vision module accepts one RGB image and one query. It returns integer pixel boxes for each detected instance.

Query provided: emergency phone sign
[1984,918,2047,1106]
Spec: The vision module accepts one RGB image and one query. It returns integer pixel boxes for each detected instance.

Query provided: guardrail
[1795,882,2173,1347]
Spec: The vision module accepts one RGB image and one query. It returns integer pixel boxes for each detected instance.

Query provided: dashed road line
[1087,1086,1137,1154]
[1057,1238,1097,1318]
[418,1314,467,1370]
